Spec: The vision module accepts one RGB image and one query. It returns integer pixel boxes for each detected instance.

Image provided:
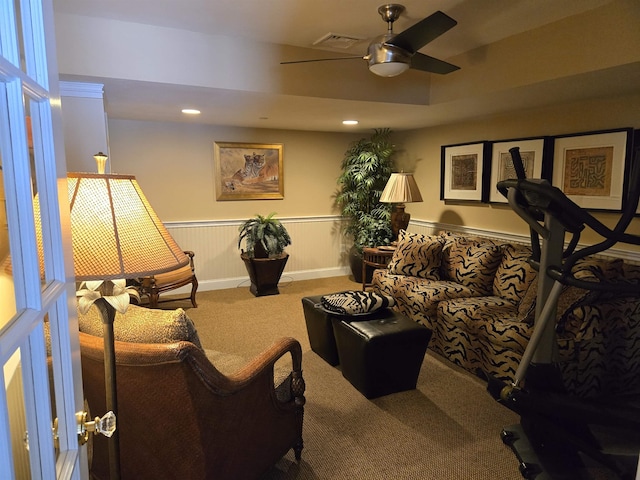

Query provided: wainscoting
[165,216,351,291]
[165,216,640,292]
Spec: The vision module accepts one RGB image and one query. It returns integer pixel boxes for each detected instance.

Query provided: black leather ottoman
[302,295,400,366]
[332,311,432,399]
[301,295,340,366]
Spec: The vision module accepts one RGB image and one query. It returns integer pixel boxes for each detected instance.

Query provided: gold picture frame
[214,142,284,200]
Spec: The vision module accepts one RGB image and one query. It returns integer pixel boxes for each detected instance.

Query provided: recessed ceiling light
[343,120,358,125]
[181,108,201,115]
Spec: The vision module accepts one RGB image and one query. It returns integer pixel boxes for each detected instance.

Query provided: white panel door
[0,0,87,479]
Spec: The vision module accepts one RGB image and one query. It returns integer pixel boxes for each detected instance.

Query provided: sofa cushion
[574,256,624,282]
[78,303,202,349]
[623,262,640,281]
[493,244,537,308]
[372,268,399,297]
[439,232,500,280]
[552,257,626,324]
[446,242,503,295]
[517,256,624,324]
[387,231,443,280]
[438,296,518,334]
[396,277,480,326]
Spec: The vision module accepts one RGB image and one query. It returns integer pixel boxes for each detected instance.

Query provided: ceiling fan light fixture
[366,40,411,77]
[369,61,410,77]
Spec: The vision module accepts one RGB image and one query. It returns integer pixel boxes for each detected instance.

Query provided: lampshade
[380,173,423,204]
[67,172,188,281]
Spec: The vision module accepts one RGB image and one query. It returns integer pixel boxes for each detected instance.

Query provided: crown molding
[59,81,104,99]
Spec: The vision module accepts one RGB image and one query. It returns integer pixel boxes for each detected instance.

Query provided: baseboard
[168,266,352,293]
[411,219,640,264]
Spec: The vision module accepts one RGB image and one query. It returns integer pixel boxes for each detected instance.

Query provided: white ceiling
[52,0,625,132]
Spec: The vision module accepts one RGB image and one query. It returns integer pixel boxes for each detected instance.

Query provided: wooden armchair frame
[138,250,198,308]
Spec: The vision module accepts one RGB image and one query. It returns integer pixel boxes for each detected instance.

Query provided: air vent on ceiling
[312,33,363,49]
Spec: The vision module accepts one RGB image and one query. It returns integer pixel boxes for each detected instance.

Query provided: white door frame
[0,0,87,478]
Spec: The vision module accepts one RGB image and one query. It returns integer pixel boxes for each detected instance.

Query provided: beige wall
[107,91,640,241]
[97,91,640,290]
[394,92,640,246]
[57,90,640,286]
[107,120,361,221]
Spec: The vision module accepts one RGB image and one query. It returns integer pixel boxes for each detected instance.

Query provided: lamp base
[390,204,410,240]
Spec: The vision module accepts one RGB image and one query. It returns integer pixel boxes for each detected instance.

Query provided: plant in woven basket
[238,212,292,259]
[336,128,395,253]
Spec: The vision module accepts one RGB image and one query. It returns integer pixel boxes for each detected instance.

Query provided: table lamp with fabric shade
[379,172,423,240]
[68,157,189,479]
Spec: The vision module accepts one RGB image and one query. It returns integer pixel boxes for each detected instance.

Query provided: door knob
[76,410,116,445]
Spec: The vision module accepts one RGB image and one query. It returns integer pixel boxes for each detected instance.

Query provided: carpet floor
[157,275,623,479]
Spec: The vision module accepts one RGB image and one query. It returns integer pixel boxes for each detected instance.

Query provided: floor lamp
[379,172,423,240]
[68,156,189,480]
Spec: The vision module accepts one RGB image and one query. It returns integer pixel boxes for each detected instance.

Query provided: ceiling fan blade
[410,52,459,75]
[387,10,457,53]
[281,56,363,65]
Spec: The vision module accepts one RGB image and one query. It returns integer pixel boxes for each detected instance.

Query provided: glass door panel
[4,349,31,479]
[24,94,48,288]
[0,150,16,324]
[3,316,56,480]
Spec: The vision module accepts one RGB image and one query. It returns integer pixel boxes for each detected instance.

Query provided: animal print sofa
[371,230,640,397]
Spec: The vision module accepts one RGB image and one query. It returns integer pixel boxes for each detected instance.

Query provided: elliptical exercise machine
[488,146,640,479]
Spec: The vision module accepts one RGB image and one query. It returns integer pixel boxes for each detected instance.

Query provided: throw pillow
[321,290,396,315]
[387,231,443,280]
[78,303,203,349]
[624,262,640,281]
[553,258,606,323]
[493,244,537,304]
[448,242,503,295]
[517,256,621,324]
[439,233,499,281]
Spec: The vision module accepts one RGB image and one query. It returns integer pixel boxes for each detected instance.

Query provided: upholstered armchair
[77,304,305,480]
[137,250,198,308]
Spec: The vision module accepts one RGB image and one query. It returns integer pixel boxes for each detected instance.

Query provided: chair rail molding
[410,219,640,264]
[165,215,640,293]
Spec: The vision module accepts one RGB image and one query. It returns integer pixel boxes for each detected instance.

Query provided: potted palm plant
[336,128,395,283]
[238,213,291,296]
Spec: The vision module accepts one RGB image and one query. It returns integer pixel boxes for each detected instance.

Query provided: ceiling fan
[281,4,460,77]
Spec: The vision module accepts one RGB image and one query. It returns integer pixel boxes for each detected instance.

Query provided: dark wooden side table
[361,246,395,290]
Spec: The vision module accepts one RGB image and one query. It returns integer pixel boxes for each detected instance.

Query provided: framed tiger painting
[214,142,284,200]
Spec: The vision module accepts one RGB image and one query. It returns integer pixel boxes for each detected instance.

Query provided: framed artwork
[488,137,549,203]
[214,142,284,200]
[552,128,632,211]
[441,141,489,202]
